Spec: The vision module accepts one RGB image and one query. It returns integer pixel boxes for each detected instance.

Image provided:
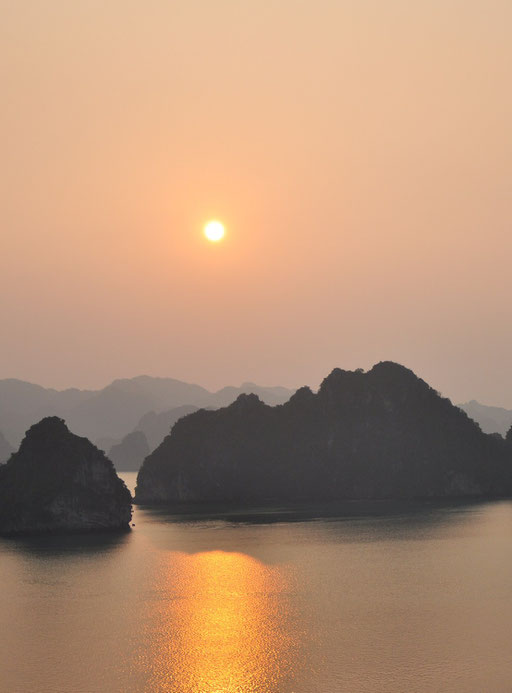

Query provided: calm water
[1,472,512,692]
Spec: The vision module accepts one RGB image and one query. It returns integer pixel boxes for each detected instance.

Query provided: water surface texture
[1,472,511,692]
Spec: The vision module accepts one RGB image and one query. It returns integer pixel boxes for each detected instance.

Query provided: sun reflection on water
[138,550,299,693]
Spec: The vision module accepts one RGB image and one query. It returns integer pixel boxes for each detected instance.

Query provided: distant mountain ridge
[108,430,150,472]
[0,379,94,448]
[135,362,512,504]
[133,405,202,451]
[0,376,295,448]
[458,400,512,436]
[0,431,13,464]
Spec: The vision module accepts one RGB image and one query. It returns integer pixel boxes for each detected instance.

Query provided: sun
[204,220,225,242]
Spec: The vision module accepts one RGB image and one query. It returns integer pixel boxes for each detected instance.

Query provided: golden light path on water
[135,550,299,693]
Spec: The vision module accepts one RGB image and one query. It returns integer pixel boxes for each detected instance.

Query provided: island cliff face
[135,362,512,504]
[0,417,132,535]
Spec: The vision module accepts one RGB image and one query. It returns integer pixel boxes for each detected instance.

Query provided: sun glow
[141,550,299,692]
[204,220,225,242]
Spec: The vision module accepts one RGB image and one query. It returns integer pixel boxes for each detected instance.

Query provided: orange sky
[1,1,511,406]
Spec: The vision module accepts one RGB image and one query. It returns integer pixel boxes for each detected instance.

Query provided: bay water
[1,472,511,692]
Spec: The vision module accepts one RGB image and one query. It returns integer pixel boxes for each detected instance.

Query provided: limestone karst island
[0,417,132,536]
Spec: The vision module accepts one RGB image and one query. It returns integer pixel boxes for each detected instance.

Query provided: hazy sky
[1,0,511,405]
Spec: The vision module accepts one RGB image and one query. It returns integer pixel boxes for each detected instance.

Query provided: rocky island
[135,362,512,504]
[0,417,132,535]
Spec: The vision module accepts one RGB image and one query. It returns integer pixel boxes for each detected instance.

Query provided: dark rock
[0,417,132,535]
[108,430,150,471]
[130,387,294,453]
[135,362,512,505]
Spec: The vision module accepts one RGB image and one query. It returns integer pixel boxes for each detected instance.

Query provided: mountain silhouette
[0,431,13,464]
[0,377,294,448]
[108,430,150,472]
[135,362,512,504]
[458,400,512,436]
[0,417,132,535]
[134,405,201,451]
